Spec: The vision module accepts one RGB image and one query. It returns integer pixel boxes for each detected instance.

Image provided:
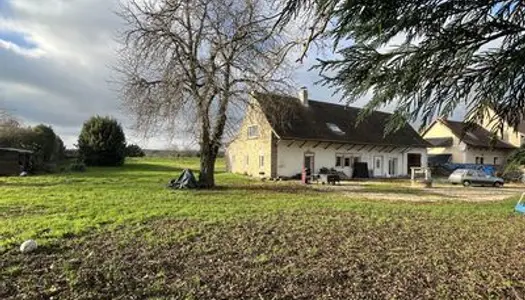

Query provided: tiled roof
[254,92,429,147]
[440,119,516,149]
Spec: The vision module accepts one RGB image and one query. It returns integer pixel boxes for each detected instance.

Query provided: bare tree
[117,0,296,187]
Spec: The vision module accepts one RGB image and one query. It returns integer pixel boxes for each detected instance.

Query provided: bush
[68,162,87,172]
[504,146,525,179]
[78,116,127,166]
[125,144,145,157]
[30,125,61,167]
[0,122,65,172]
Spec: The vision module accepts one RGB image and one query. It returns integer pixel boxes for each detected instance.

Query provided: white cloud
[0,0,139,148]
[0,0,345,149]
[0,38,44,57]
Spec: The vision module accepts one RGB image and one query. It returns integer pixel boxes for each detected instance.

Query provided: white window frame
[493,157,499,165]
[344,156,352,167]
[388,157,398,176]
[247,125,259,139]
[475,156,484,164]
[335,154,343,167]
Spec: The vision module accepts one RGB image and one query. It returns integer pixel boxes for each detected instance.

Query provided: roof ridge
[254,91,393,116]
[252,91,429,147]
[436,118,516,149]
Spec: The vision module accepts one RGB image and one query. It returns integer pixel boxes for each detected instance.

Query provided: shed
[0,147,33,176]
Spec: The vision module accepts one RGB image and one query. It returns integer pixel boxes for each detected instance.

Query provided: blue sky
[0,29,37,49]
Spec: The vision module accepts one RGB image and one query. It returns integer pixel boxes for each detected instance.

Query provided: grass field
[2,158,525,299]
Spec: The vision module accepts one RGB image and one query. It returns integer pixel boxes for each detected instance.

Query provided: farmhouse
[0,147,32,176]
[226,88,429,179]
[422,118,517,165]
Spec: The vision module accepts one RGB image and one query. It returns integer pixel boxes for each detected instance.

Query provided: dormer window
[326,122,345,135]
[248,125,259,138]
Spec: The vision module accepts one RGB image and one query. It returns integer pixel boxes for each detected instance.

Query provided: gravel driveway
[317,180,524,202]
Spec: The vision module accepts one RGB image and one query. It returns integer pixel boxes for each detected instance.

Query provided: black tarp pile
[168,169,199,189]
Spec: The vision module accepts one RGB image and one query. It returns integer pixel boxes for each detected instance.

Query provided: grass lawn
[2,157,525,299]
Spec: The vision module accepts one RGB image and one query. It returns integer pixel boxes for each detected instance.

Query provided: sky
[0,0,462,149]
[0,0,350,149]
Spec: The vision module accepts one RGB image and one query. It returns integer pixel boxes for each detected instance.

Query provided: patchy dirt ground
[315,180,525,202]
[3,211,525,300]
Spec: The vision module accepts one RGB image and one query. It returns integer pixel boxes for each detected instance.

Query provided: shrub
[68,162,87,172]
[125,144,145,157]
[78,116,127,166]
[0,122,65,172]
[504,146,525,178]
[30,125,60,167]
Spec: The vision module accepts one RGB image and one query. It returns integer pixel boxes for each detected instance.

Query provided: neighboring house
[422,118,516,165]
[479,107,525,148]
[226,88,429,179]
[0,147,32,176]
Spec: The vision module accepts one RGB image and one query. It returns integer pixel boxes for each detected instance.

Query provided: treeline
[0,119,65,172]
[0,113,214,174]
[144,149,224,158]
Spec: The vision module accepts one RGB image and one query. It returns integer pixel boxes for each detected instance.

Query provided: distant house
[226,88,429,179]
[0,147,32,176]
[422,118,516,165]
[479,107,525,148]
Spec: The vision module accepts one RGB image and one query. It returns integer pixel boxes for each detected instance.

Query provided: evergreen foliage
[0,121,64,171]
[78,116,127,166]
[126,144,145,157]
[280,0,525,131]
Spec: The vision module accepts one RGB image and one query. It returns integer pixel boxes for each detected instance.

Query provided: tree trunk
[198,144,217,188]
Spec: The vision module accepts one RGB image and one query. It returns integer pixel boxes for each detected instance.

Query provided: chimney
[298,86,308,107]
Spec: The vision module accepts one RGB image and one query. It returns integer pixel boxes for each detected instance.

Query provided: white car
[448,169,504,187]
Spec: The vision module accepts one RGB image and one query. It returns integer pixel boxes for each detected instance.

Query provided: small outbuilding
[0,147,33,176]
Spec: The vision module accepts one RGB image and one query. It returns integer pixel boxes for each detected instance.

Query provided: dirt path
[317,181,524,202]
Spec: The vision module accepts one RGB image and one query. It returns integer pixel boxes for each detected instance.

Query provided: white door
[373,156,383,177]
[342,155,352,177]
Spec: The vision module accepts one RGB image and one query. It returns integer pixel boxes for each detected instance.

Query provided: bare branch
[116,0,298,187]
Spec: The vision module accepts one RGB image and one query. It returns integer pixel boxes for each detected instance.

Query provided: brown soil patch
[3,212,525,299]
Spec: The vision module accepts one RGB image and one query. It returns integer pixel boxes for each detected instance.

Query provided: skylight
[326,122,345,135]
[466,132,479,140]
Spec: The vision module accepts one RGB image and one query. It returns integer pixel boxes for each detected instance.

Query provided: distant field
[2,157,525,299]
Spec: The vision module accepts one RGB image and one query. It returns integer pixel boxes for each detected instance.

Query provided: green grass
[0,157,518,250]
[2,157,525,299]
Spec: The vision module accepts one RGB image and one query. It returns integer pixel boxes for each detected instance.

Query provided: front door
[373,156,383,177]
[304,154,315,174]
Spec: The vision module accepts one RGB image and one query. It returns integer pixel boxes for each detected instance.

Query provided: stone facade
[226,99,276,177]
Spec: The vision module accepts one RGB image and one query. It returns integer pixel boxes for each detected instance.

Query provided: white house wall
[463,147,512,165]
[276,141,427,178]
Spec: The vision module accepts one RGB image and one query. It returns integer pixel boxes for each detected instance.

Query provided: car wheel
[463,180,471,187]
[493,182,502,188]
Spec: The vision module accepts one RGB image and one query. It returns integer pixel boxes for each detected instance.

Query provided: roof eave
[276,136,428,148]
